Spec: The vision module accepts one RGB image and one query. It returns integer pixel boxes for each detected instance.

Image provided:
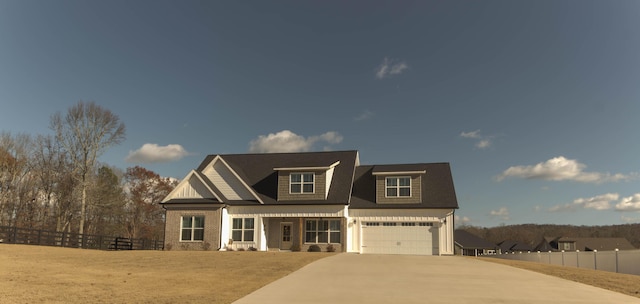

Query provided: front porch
[263,217,345,252]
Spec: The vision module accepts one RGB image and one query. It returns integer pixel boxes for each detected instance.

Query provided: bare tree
[50,101,125,240]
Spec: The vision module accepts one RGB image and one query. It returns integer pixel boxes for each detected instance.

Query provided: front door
[280,222,293,250]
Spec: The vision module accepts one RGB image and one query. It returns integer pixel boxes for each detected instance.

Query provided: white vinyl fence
[489,249,640,276]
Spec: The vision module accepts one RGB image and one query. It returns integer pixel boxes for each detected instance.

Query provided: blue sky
[2,0,640,227]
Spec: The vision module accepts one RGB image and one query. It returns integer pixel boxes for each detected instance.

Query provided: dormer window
[386,176,411,197]
[290,173,314,194]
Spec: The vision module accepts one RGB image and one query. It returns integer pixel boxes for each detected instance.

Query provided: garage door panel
[362,222,437,255]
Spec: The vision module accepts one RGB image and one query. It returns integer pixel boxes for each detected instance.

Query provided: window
[181,216,204,241]
[386,177,411,197]
[290,173,314,194]
[305,219,340,243]
[232,218,254,242]
[562,242,571,250]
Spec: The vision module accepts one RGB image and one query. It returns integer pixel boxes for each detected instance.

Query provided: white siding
[325,166,335,199]
[202,160,255,200]
[349,208,455,255]
[227,205,346,218]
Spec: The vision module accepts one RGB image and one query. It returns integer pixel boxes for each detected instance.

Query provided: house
[454,230,498,256]
[498,240,533,254]
[160,150,459,255]
[535,237,636,252]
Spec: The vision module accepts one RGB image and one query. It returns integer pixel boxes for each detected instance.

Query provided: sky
[1,0,640,228]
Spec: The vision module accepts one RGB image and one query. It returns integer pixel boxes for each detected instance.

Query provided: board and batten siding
[375,174,422,204]
[173,174,217,199]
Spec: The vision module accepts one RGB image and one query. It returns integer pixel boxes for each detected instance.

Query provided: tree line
[0,101,175,241]
[459,223,640,249]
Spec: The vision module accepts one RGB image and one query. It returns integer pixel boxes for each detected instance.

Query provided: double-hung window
[386,176,411,197]
[181,216,204,241]
[232,218,255,242]
[305,219,340,243]
[290,173,314,194]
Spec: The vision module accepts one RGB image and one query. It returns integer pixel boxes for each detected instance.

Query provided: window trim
[231,217,255,242]
[304,219,341,244]
[385,176,411,198]
[290,172,315,194]
[180,215,205,242]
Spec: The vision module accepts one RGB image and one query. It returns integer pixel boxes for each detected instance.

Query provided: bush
[326,244,335,252]
[308,245,321,252]
[237,248,245,251]
[248,247,258,251]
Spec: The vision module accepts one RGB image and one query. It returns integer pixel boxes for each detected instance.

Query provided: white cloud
[125,143,190,163]
[375,57,408,79]
[460,130,481,139]
[497,156,637,183]
[615,194,640,211]
[460,129,492,149]
[621,215,640,223]
[454,215,472,226]
[574,193,618,210]
[354,110,374,121]
[248,130,343,153]
[489,207,510,220]
[549,193,620,212]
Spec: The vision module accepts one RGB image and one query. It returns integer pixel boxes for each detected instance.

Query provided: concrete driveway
[234,253,640,304]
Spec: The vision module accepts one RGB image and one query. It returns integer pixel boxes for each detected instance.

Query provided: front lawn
[0,244,330,303]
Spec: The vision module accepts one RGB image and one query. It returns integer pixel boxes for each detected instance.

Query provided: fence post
[593,250,597,270]
[576,250,580,268]
[548,251,552,264]
[561,250,565,266]
[12,226,17,243]
[615,248,619,273]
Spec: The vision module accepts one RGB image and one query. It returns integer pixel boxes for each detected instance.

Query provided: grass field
[481,257,640,299]
[2,245,640,303]
[0,244,329,304]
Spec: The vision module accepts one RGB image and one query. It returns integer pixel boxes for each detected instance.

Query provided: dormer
[372,167,425,204]
[274,161,340,201]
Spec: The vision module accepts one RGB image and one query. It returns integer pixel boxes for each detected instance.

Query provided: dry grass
[480,257,640,298]
[0,244,331,304]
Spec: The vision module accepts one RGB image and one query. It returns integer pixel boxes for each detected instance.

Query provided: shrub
[202,242,211,251]
[164,243,172,251]
[248,247,258,251]
[326,244,335,252]
[237,247,245,251]
[308,245,321,252]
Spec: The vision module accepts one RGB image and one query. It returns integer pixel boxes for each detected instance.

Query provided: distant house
[454,230,497,256]
[535,237,636,252]
[498,240,533,254]
[161,150,459,255]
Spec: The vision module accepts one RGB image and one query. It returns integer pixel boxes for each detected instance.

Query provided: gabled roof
[161,170,223,204]
[198,150,359,205]
[349,162,459,209]
[557,237,635,251]
[454,230,497,249]
[498,240,533,252]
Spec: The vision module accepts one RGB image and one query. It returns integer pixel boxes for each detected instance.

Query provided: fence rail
[487,249,640,276]
[0,226,163,251]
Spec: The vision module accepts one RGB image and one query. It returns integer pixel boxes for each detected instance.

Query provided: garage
[361,222,439,255]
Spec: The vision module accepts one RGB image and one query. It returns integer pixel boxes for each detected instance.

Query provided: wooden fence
[0,225,163,251]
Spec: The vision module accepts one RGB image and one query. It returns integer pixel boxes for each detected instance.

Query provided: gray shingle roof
[455,230,497,249]
[201,150,359,205]
[349,163,459,209]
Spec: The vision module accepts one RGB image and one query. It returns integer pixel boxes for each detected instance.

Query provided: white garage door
[361,222,438,255]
